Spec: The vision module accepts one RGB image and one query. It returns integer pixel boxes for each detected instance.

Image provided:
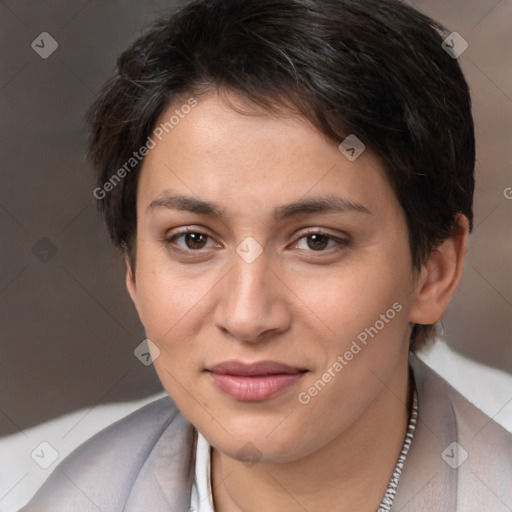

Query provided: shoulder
[410,351,512,446]
[21,395,196,512]
[405,352,512,510]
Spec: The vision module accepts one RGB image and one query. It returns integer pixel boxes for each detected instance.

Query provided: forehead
[137,93,398,217]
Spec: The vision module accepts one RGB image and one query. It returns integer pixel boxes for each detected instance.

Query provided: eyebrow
[273,195,371,220]
[147,195,224,217]
[147,194,371,220]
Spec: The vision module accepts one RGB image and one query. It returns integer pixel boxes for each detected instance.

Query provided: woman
[23,0,512,510]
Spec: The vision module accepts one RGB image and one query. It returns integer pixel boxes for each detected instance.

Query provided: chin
[206,421,308,464]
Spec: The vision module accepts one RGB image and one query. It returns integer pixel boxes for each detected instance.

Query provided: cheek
[287,257,409,338]
[134,250,211,338]
[136,270,207,404]
[288,275,410,453]
[132,276,209,397]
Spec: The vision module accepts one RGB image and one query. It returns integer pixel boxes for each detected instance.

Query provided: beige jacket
[22,353,512,511]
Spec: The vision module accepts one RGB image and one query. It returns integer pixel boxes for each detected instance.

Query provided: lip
[206,360,307,401]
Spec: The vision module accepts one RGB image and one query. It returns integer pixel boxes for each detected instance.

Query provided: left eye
[294,233,345,251]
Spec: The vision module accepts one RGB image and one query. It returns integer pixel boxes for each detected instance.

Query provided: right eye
[165,228,222,254]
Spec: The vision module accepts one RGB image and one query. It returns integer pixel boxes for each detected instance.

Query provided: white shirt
[190,431,215,512]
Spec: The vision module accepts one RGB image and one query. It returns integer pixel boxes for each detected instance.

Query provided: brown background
[1,0,511,437]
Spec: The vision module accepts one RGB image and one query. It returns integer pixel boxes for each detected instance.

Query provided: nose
[213,250,291,343]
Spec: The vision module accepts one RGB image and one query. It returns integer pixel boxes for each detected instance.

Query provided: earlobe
[409,214,469,326]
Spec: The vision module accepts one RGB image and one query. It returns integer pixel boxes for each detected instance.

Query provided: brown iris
[306,234,329,250]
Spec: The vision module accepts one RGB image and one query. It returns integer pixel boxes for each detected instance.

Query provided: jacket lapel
[123,411,196,512]
[392,353,457,511]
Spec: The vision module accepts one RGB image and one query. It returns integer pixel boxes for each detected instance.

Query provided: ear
[409,214,469,325]
[124,251,141,317]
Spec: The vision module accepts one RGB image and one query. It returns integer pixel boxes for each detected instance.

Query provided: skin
[126,91,468,511]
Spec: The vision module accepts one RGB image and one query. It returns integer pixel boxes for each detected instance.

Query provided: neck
[211,349,413,512]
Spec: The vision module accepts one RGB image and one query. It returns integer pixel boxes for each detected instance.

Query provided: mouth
[206,360,308,401]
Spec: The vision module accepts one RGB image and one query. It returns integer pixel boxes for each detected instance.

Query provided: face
[127,92,419,463]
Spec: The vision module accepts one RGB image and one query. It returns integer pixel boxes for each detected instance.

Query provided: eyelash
[163,228,350,255]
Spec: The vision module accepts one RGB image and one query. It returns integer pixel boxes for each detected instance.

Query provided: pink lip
[207,361,307,401]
